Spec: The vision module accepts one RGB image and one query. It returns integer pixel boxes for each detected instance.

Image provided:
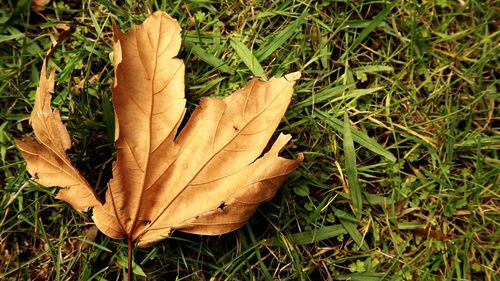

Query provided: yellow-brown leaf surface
[15,62,101,212]
[18,11,302,248]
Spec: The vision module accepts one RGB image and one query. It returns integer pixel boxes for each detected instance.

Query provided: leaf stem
[127,237,133,281]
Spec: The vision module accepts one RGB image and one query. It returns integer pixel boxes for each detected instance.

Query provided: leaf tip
[284,71,301,82]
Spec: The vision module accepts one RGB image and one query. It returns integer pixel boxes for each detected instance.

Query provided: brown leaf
[15,61,101,212]
[411,227,451,241]
[31,0,51,12]
[76,226,99,251]
[17,11,302,248]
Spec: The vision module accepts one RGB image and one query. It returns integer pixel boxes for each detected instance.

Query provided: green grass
[1,0,499,280]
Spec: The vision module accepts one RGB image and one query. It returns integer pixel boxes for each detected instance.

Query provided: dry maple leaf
[16,11,302,252]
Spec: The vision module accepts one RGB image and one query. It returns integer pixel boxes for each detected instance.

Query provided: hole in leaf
[218,202,226,210]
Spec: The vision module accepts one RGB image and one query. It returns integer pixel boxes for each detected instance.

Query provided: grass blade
[117,254,147,277]
[246,225,273,280]
[339,219,369,251]
[338,192,395,205]
[230,38,267,79]
[343,112,363,219]
[316,109,396,162]
[335,272,385,281]
[255,12,306,62]
[264,224,347,246]
[0,33,25,43]
[185,42,233,74]
[352,65,394,73]
[335,208,369,251]
[291,83,354,111]
[341,0,401,59]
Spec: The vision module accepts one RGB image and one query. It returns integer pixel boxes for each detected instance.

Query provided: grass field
[1,0,499,280]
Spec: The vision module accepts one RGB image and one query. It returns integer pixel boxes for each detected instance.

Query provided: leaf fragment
[15,61,101,212]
